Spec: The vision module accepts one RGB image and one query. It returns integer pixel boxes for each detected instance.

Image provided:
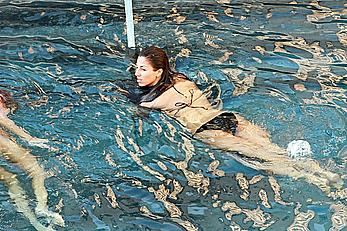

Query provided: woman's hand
[28,137,50,149]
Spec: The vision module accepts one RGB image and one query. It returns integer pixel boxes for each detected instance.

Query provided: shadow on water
[0,0,346,230]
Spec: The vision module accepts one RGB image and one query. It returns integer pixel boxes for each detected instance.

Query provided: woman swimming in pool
[130,46,342,193]
[0,89,64,230]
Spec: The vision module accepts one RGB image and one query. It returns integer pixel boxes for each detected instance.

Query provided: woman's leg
[195,129,284,161]
[292,159,342,187]
[0,136,64,226]
[0,167,53,231]
[235,115,342,184]
[254,159,332,193]
[234,115,285,154]
[195,128,341,193]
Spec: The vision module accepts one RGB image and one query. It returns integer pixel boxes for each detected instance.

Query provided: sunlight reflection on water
[0,0,346,230]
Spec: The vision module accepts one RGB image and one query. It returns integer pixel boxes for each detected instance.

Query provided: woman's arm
[0,114,48,148]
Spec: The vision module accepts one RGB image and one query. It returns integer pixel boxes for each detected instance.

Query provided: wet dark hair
[0,89,19,113]
[137,46,187,103]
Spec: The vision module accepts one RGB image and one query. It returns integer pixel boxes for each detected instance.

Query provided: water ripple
[0,1,346,230]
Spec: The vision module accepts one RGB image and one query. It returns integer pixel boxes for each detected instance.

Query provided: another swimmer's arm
[0,115,32,140]
[0,115,48,147]
[115,86,129,95]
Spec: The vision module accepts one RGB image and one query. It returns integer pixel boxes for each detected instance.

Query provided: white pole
[124,0,135,48]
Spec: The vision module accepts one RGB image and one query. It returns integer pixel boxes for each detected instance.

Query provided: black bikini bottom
[196,112,238,135]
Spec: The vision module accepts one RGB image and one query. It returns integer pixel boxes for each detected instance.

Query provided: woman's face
[135,56,163,87]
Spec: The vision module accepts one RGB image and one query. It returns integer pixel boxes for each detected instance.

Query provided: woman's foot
[327,173,344,189]
[307,175,331,194]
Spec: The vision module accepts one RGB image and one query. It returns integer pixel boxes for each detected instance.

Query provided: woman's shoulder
[172,73,188,82]
[171,73,192,84]
[172,77,198,91]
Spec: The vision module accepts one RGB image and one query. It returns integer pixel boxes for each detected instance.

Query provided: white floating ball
[287,140,312,159]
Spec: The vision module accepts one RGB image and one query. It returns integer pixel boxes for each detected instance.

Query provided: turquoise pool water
[0,0,346,230]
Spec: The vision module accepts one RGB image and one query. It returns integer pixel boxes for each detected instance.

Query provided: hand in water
[35,207,65,227]
[28,137,50,149]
